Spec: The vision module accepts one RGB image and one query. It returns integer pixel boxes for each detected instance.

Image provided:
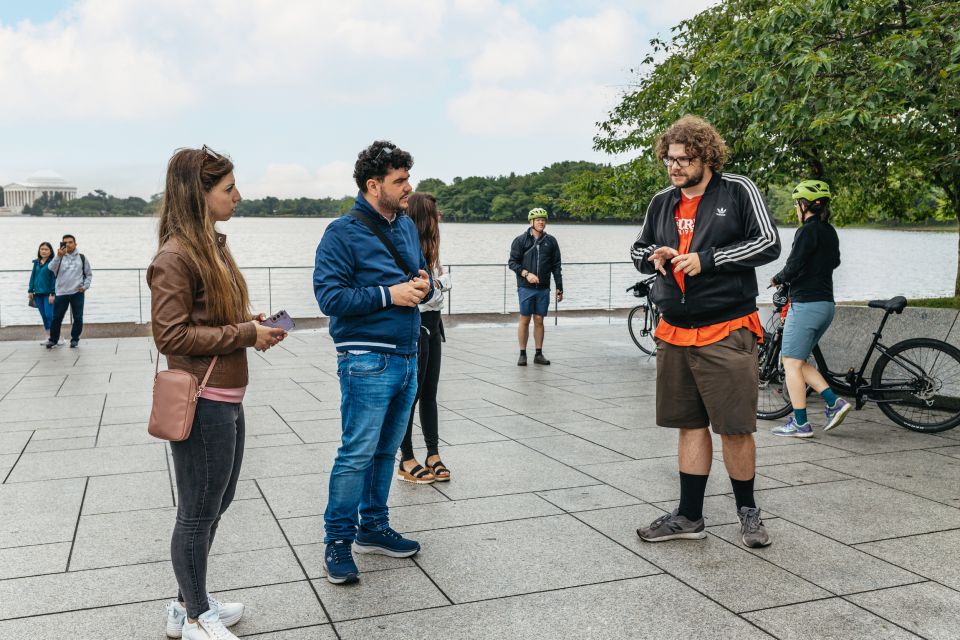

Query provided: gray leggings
[169,399,245,619]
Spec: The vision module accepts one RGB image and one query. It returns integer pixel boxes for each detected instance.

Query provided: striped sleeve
[708,174,780,269]
[631,186,673,273]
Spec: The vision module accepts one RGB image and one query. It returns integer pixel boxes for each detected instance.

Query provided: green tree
[596,0,960,293]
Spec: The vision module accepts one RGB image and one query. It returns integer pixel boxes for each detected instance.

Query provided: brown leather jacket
[146,234,257,388]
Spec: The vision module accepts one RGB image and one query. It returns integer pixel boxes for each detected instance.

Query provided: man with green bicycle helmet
[508,207,564,365]
[770,179,849,438]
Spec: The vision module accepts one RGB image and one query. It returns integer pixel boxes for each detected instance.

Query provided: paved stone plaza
[1,322,960,639]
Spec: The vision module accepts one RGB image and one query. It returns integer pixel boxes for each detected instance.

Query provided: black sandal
[397,463,435,484]
[427,458,451,482]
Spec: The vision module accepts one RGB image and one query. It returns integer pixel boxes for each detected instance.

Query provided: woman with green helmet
[769,179,851,437]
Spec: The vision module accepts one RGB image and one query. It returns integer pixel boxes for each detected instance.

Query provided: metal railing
[0,262,642,327]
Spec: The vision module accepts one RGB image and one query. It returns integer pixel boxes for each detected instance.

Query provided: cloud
[243,161,356,199]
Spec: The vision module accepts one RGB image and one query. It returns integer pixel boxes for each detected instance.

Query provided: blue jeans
[324,352,418,543]
[50,292,85,343]
[34,294,54,331]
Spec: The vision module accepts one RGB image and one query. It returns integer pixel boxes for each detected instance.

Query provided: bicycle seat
[868,296,908,314]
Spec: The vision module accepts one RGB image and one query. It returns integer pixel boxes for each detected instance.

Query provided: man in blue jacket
[313,140,433,585]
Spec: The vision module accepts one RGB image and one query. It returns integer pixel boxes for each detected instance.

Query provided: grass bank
[908,296,960,309]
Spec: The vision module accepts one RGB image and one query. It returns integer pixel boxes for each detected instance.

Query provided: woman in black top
[770,180,851,437]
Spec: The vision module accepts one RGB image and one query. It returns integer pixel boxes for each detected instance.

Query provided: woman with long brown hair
[398,192,451,483]
[147,146,286,640]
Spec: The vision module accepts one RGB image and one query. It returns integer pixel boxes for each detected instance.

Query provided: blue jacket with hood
[313,193,433,355]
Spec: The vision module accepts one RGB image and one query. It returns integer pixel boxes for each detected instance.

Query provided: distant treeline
[7,160,953,226]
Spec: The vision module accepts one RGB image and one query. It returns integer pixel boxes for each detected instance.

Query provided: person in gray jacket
[46,234,92,348]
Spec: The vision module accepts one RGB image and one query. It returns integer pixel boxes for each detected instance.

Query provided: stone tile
[69,499,287,570]
[579,427,683,459]
[5,374,66,398]
[575,504,829,612]
[0,417,98,434]
[94,422,157,446]
[816,450,960,505]
[518,434,631,465]
[337,574,773,640]
[430,441,597,500]
[25,436,96,452]
[750,441,853,466]
[412,514,659,603]
[279,515,326,546]
[753,461,854,486]
[815,420,956,455]
[82,470,173,515]
[474,414,563,439]
[757,480,960,544]
[212,581,331,636]
[432,418,509,445]
[743,598,920,639]
[848,582,960,640]
[581,457,787,503]
[0,430,31,454]
[0,546,303,620]
[392,493,561,533]
[29,424,98,440]
[242,404,298,436]
[239,442,339,480]
[932,445,960,458]
[856,530,960,590]
[0,394,104,422]
[99,403,151,425]
[257,473,448,520]
[0,542,70,579]
[245,626,338,640]
[294,543,413,579]
[576,405,659,429]
[536,484,642,512]
[286,418,344,444]
[312,566,449,621]
[6,443,165,482]
[712,519,921,594]
[0,477,86,548]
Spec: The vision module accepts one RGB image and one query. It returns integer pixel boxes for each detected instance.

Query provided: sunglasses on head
[201,144,223,161]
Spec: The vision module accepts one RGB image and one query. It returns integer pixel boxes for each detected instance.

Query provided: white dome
[25,170,71,187]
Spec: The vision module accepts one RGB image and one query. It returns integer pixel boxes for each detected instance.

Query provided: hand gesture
[648,247,679,275]
[27,293,34,301]
[671,253,701,276]
[57,246,66,257]
[254,321,287,351]
[525,272,540,285]
[48,294,55,304]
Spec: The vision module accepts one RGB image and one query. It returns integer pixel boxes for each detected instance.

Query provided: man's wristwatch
[521,270,528,278]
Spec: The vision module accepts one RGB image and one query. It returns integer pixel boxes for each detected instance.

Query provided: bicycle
[757,293,960,433]
[626,275,660,355]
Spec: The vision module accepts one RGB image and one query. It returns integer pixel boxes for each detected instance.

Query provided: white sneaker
[180,608,239,640]
[166,596,244,638]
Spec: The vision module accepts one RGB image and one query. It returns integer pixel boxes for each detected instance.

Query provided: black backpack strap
[349,209,416,279]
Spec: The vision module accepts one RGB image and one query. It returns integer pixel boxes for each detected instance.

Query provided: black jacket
[772,216,840,302]
[509,228,563,291]
[630,172,781,328]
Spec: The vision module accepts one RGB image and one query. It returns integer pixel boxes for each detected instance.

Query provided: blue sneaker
[772,416,814,438]
[355,526,420,558]
[823,398,852,432]
[324,540,359,585]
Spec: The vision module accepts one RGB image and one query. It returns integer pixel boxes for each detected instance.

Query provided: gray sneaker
[637,509,705,542]
[738,506,771,548]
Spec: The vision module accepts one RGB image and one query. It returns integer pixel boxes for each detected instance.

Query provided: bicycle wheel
[871,338,960,432]
[757,330,793,420]
[628,304,658,355]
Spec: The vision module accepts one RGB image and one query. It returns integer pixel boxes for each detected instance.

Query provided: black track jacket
[630,172,781,328]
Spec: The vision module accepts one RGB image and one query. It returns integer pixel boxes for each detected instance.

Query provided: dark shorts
[518,287,550,317]
[655,328,758,435]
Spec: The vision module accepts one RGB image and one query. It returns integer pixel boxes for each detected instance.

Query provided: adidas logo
[715,207,727,216]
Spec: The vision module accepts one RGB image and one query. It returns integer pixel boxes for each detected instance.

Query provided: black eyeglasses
[663,156,696,168]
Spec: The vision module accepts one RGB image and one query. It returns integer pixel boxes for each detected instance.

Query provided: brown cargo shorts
[655,328,759,435]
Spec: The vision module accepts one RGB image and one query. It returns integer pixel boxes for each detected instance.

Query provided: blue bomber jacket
[313,193,433,354]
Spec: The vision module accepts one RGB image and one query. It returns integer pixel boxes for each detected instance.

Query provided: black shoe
[534,353,550,365]
[517,353,527,366]
[69,340,79,348]
[45,341,55,349]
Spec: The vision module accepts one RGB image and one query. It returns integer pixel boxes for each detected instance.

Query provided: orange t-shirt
[654,193,764,347]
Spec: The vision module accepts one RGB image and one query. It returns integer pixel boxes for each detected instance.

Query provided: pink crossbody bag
[148,354,219,441]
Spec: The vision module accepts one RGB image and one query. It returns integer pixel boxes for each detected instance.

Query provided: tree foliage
[596,0,960,289]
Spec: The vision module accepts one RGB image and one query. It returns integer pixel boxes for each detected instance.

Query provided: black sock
[730,476,756,510]
[536,348,543,355]
[678,472,709,521]
[520,349,527,356]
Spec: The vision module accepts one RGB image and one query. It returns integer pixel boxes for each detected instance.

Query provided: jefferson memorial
[1,170,78,214]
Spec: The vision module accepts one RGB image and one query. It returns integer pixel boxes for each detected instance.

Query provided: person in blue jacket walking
[313,140,433,585]
[28,241,57,342]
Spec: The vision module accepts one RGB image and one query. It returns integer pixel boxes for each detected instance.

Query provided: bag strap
[154,352,219,397]
[349,209,416,279]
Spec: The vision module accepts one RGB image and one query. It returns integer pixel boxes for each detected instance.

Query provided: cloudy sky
[0,0,715,199]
